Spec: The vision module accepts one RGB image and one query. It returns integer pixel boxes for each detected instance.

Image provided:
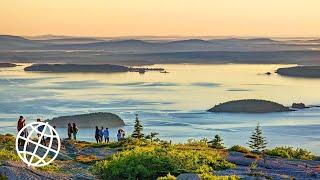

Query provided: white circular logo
[15,122,61,167]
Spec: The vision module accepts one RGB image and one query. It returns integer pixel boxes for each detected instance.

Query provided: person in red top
[17,116,25,132]
[17,116,26,146]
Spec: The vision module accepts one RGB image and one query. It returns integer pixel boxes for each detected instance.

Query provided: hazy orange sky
[1,0,320,37]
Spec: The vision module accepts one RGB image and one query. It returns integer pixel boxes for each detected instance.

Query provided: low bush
[0,149,19,161]
[157,173,176,180]
[265,146,314,160]
[92,143,235,180]
[0,134,15,150]
[229,145,251,154]
[0,174,8,180]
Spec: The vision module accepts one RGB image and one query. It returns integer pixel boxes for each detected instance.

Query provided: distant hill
[0,35,43,50]
[47,112,125,128]
[208,99,292,113]
[35,37,104,44]
[209,38,277,43]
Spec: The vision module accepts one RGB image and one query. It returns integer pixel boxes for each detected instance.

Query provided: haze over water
[1,64,320,153]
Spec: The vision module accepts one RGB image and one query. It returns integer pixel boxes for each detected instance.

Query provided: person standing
[17,116,26,146]
[72,123,78,141]
[95,126,100,143]
[37,118,46,145]
[117,129,122,142]
[17,116,25,132]
[99,126,104,142]
[103,127,109,143]
[67,123,73,140]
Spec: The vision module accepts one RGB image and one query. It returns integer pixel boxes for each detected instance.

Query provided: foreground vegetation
[0,118,317,179]
[91,138,236,180]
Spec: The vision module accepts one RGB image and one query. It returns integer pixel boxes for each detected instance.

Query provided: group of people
[95,127,126,143]
[95,126,109,143]
[17,116,126,144]
[67,123,79,140]
[17,116,56,146]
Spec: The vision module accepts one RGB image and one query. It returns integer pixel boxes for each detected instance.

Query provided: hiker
[117,129,125,142]
[37,118,46,145]
[99,126,104,142]
[95,126,100,143]
[117,129,122,142]
[17,116,26,146]
[67,123,73,139]
[121,129,125,139]
[103,127,109,143]
[17,116,25,132]
[72,123,78,141]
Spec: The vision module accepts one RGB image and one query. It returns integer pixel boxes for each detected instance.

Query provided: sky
[0,0,320,37]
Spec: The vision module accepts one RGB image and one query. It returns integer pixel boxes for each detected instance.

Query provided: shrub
[0,149,19,161]
[0,174,8,180]
[157,173,176,180]
[92,149,177,180]
[92,145,235,180]
[0,134,15,150]
[265,146,314,160]
[229,145,250,154]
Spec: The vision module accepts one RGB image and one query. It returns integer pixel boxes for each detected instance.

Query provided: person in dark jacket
[95,126,100,143]
[67,123,73,140]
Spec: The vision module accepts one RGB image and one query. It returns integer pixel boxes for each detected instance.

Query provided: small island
[276,66,320,78]
[208,99,292,113]
[24,64,164,73]
[0,63,17,68]
[47,112,125,128]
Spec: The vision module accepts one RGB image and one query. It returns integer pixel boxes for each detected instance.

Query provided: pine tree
[247,123,267,152]
[208,134,225,149]
[131,114,144,139]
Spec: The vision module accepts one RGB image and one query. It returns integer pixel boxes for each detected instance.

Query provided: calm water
[1,64,320,153]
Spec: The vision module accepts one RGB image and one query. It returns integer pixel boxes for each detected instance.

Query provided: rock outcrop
[47,112,125,128]
[208,99,292,113]
[292,103,308,109]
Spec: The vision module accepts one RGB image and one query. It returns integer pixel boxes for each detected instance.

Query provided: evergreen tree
[247,123,267,152]
[131,114,144,139]
[208,134,225,149]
